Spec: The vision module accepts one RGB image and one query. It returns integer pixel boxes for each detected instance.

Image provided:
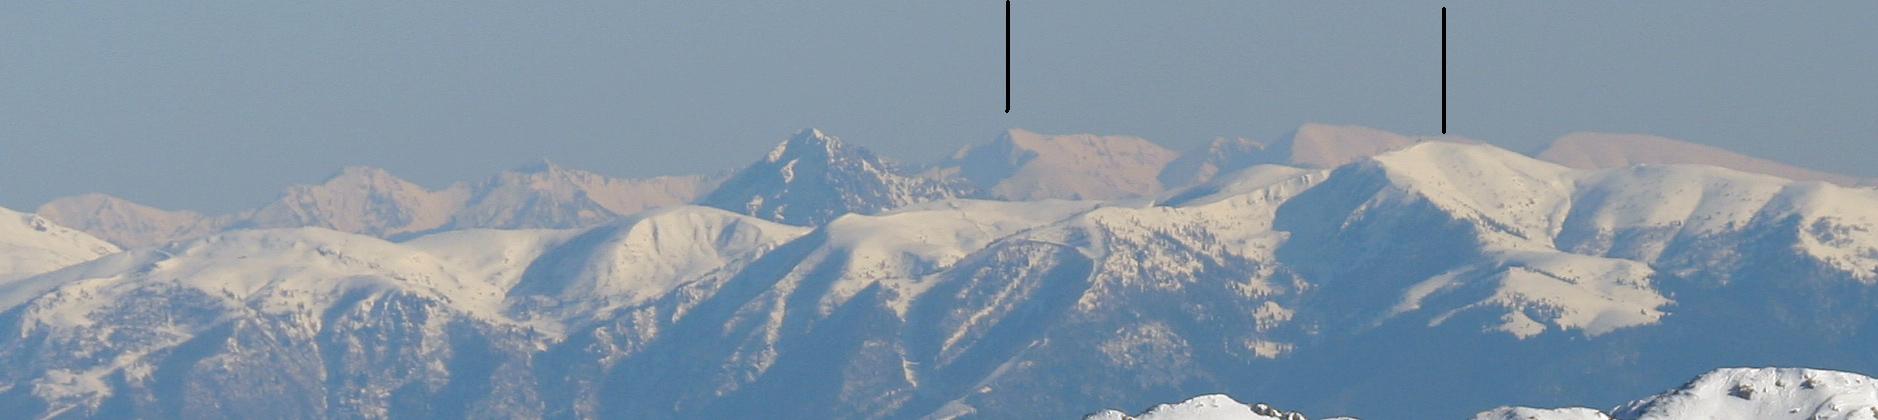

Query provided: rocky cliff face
[698,128,977,226]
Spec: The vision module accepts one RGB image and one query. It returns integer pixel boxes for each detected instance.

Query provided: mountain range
[5,124,1877,418]
[37,162,715,248]
[44,123,1865,250]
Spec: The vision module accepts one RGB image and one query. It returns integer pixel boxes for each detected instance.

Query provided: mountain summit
[933,129,1178,200]
[1156,123,1471,189]
[446,160,713,231]
[235,166,469,237]
[697,128,975,225]
[34,194,233,248]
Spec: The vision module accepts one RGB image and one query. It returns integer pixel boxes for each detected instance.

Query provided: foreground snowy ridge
[4,134,1878,418]
[1085,394,1314,420]
[1096,368,1878,420]
[1485,368,1878,420]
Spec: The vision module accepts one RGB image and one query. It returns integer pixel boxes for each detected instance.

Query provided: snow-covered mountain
[931,129,1179,200]
[1098,368,1878,420]
[1537,132,1871,186]
[1475,407,1613,420]
[1481,368,1878,420]
[1086,394,1312,420]
[1609,368,1878,420]
[1156,123,1475,189]
[0,206,118,281]
[35,194,235,248]
[446,160,714,231]
[36,165,714,247]
[7,138,1878,418]
[1270,123,1423,168]
[698,128,976,225]
[233,166,470,237]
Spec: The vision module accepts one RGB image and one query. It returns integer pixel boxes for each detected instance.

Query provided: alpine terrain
[4,126,1876,418]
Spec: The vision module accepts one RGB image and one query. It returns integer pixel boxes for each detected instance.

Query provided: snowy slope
[698,128,975,225]
[0,207,807,416]
[1158,164,1317,208]
[1474,407,1613,420]
[0,227,511,414]
[789,199,1100,313]
[1611,368,1878,420]
[1100,368,1878,420]
[1085,395,1299,420]
[934,129,1179,200]
[0,206,118,281]
[493,206,809,326]
[1477,368,1878,420]
[1155,123,1474,191]
[1538,132,1870,186]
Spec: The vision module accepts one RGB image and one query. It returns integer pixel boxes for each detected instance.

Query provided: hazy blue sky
[5,1,1875,213]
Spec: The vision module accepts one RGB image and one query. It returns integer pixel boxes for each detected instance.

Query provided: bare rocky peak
[698,128,975,226]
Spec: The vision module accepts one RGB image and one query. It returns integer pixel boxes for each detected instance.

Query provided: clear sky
[5,1,1875,213]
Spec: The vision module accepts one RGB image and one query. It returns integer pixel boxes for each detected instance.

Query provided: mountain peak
[1278,123,1418,168]
[767,128,845,162]
[34,194,226,248]
[936,129,1177,200]
[1086,394,1309,420]
[514,158,565,174]
[700,129,973,225]
[1610,368,1878,420]
[1158,137,1269,188]
[245,165,465,236]
[327,165,401,183]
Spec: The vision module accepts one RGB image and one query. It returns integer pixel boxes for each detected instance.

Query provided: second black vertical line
[1005,0,1011,113]
[1441,7,1447,134]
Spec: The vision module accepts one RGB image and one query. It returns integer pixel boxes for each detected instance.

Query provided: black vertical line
[1441,7,1447,134]
[1005,0,1011,113]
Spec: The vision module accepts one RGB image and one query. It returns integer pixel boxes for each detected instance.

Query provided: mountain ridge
[1095,367,1878,420]
[6,127,1878,418]
[1538,132,1872,187]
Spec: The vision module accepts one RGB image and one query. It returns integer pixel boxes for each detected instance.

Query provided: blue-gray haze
[3,0,1875,212]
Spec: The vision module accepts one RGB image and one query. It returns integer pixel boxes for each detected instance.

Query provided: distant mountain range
[5,124,1878,418]
[38,123,1867,250]
[1536,132,1874,186]
[37,162,715,248]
